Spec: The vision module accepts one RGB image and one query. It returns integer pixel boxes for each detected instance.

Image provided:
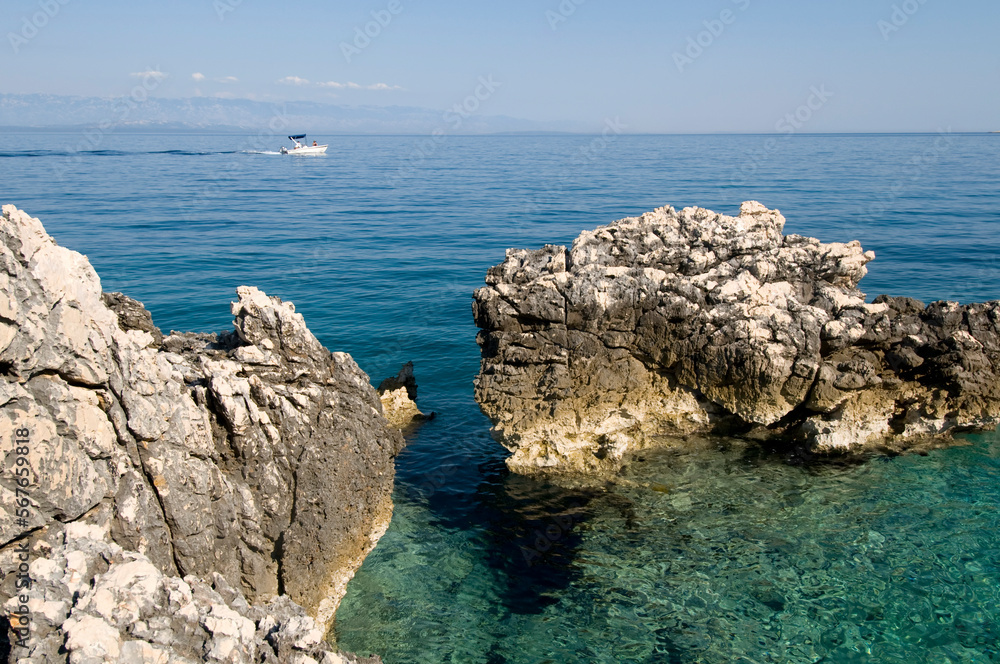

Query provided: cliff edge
[474,201,1000,474]
[0,204,401,661]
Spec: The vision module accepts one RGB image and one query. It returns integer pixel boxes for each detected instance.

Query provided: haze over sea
[3,131,999,663]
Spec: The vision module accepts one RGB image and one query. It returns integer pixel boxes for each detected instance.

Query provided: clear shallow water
[340,435,1000,663]
[2,131,999,663]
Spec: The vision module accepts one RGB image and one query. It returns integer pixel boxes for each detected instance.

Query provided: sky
[1,0,998,133]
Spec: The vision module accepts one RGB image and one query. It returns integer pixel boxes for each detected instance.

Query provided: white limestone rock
[5,527,370,664]
[0,204,400,659]
[474,202,1000,474]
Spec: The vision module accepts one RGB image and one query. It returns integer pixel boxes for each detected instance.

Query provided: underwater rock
[473,201,1000,474]
[0,204,403,653]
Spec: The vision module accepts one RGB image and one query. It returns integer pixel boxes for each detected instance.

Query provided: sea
[3,131,999,663]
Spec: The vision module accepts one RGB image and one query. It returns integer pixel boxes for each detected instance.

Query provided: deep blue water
[2,131,999,663]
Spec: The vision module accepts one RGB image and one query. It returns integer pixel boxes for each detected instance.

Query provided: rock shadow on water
[365,411,697,662]
[426,461,692,663]
[416,449,599,616]
[387,411,619,614]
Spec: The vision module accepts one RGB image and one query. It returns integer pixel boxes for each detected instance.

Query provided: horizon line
[1,124,996,136]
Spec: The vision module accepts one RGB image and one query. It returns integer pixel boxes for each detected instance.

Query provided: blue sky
[2,0,998,132]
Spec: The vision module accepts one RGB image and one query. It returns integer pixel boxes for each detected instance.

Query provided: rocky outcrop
[0,204,402,658]
[473,201,1000,474]
[102,291,164,346]
[4,521,380,663]
[376,362,433,433]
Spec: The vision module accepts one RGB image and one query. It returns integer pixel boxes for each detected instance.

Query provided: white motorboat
[279,134,328,155]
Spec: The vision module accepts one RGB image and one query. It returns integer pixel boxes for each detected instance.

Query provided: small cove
[3,131,999,663]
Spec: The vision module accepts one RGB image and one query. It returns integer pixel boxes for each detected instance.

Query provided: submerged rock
[473,201,1000,474]
[0,204,402,657]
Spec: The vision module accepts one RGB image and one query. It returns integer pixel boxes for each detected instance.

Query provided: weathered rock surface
[0,204,402,659]
[473,201,1000,474]
[376,362,434,433]
[4,521,380,664]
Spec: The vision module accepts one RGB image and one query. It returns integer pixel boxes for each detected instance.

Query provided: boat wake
[0,145,325,158]
[0,149,243,158]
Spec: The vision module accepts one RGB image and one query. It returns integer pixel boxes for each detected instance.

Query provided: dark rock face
[0,204,402,659]
[473,201,1000,474]
[376,362,434,432]
[102,291,164,345]
[377,361,419,401]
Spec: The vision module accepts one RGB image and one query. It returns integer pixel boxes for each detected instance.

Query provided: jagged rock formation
[376,362,434,432]
[4,522,379,663]
[0,204,402,659]
[473,201,1000,474]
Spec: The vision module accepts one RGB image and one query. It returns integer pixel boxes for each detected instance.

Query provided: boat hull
[282,145,328,155]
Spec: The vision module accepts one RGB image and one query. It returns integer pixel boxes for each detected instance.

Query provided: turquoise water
[2,132,999,662]
[339,436,1000,663]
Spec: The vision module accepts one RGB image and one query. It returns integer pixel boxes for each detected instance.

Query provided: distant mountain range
[0,93,569,134]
